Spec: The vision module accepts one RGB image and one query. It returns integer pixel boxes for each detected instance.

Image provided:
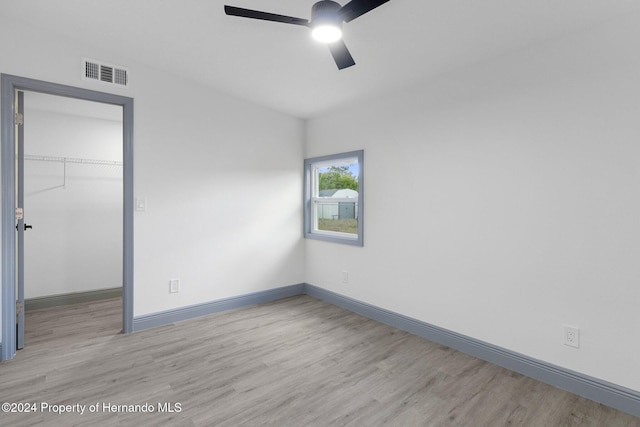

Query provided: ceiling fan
[224,0,390,70]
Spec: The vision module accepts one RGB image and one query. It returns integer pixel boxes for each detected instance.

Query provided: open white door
[15,90,26,350]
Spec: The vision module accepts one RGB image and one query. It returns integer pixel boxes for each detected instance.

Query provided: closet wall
[23,93,123,299]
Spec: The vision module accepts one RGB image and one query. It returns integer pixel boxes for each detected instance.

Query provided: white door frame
[1,74,134,361]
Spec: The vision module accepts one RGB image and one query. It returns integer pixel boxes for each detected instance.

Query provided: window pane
[317,162,359,194]
[315,201,358,235]
[315,160,358,235]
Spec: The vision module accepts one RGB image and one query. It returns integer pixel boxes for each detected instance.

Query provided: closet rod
[24,154,123,167]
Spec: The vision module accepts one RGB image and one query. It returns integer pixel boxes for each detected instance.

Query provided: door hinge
[16,301,24,314]
[15,112,24,126]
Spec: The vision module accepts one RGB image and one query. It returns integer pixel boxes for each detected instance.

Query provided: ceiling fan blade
[328,40,356,70]
[224,5,309,27]
[339,0,390,23]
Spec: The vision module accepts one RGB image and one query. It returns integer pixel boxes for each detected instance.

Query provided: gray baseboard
[25,287,122,311]
[303,284,640,419]
[132,284,305,332]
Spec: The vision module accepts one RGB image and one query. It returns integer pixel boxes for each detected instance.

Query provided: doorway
[1,74,134,361]
[23,91,123,330]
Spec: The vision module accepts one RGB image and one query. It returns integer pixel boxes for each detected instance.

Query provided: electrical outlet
[169,279,180,293]
[342,271,349,284]
[563,325,580,348]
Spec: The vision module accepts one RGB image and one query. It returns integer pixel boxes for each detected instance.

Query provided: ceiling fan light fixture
[311,24,342,43]
[310,0,343,43]
[225,0,392,69]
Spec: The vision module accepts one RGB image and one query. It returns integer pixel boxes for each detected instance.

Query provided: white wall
[23,100,123,298]
[0,13,305,338]
[305,14,640,392]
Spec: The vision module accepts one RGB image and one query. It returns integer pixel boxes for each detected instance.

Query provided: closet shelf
[24,154,122,166]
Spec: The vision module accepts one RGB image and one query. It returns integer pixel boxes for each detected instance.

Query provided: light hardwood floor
[1,295,638,426]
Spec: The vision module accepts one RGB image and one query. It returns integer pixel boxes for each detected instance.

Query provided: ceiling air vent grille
[82,58,129,88]
[85,61,99,80]
[114,68,128,86]
[100,65,113,83]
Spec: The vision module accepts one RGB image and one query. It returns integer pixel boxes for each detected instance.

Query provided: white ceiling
[4,1,640,119]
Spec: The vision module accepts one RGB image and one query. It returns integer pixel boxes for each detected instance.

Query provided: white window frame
[304,150,363,246]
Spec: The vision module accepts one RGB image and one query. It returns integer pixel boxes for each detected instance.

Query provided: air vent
[82,58,129,88]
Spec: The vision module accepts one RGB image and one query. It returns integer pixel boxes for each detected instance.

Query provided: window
[304,150,363,246]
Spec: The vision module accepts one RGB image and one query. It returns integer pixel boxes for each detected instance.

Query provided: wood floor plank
[0,295,638,426]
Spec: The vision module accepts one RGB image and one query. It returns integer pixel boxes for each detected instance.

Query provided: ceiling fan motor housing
[311,0,343,26]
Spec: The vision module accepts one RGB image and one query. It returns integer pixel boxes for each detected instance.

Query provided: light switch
[135,197,146,212]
